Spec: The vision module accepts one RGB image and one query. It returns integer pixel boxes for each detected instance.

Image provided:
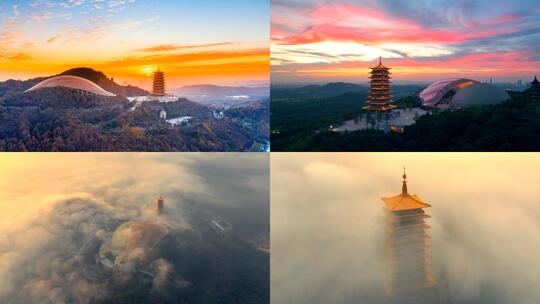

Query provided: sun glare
[141,65,156,77]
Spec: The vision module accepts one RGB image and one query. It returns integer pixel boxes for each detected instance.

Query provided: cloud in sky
[0,153,269,303]
[133,42,236,53]
[271,0,540,83]
[271,153,540,304]
[0,0,269,87]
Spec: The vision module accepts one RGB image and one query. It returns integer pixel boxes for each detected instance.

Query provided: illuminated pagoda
[152,68,166,96]
[381,168,436,299]
[531,76,540,103]
[364,57,396,112]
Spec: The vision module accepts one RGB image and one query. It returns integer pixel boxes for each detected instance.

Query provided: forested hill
[271,82,423,99]
[0,87,267,151]
[273,89,540,151]
[59,68,149,97]
[0,67,148,97]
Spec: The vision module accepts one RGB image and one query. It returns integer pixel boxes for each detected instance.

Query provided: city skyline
[0,0,269,88]
[271,0,540,84]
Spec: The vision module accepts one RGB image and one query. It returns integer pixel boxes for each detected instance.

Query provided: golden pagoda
[364,57,396,112]
[152,68,166,96]
[381,168,436,298]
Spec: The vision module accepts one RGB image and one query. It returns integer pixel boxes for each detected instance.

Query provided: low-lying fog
[271,153,539,304]
[0,153,269,303]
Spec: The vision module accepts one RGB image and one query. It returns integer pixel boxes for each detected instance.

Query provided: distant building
[419,78,509,109]
[212,110,224,119]
[156,196,164,215]
[381,168,436,298]
[25,75,116,97]
[364,57,396,112]
[531,76,540,103]
[152,68,166,96]
[159,109,167,119]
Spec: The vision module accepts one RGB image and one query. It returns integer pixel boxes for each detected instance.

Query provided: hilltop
[59,67,148,97]
[0,70,269,151]
[0,67,148,97]
[272,88,540,151]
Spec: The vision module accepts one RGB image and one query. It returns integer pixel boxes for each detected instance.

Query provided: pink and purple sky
[271,0,540,84]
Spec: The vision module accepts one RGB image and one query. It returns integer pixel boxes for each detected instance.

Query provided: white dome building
[419,79,510,109]
[25,75,116,96]
[452,83,510,107]
[419,78,478,108]
[98,221,169,269]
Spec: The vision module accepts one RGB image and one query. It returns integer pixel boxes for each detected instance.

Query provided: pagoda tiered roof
[382,170,430,211]
[364,57,396,112]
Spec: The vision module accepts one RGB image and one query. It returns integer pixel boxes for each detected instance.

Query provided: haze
[271,153,539,304]
[0,153,269,303]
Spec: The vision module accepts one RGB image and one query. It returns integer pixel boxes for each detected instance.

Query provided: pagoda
[152,68,166,96]
[381,168,436,298]
[156,196,164,215]
[531,76,540,103]
[364,57,396,112]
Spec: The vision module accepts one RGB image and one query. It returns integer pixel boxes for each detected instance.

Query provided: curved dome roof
[105,221,168,264]
[25,75,116,96]
[419,78,479,107]
[111,221,169,253]
[452,83,510,107]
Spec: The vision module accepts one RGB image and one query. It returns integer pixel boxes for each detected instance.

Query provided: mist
[271,153,539,304]
[0,153,269,303]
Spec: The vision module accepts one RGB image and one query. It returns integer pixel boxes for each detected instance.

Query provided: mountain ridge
[0,67,148,97]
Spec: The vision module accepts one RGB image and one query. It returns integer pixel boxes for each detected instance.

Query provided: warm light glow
[271,152,540,303]
[0,1,269,87]
[141,65,157,77]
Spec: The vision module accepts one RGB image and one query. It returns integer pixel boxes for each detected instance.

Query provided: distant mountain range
[272,82,424,99]
[175,85,269,108]
[0,67,148,97]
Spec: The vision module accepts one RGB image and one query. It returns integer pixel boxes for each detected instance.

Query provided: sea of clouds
[0,153,268,303]
[271,153,539,304]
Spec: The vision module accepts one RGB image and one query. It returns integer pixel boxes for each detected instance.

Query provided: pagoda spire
[401,166,408,195]
[379,56,382,66]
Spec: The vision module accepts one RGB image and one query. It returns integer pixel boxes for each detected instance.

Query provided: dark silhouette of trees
[272,89,540,151]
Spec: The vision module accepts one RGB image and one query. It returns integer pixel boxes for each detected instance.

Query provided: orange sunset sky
[0,0,269,89]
